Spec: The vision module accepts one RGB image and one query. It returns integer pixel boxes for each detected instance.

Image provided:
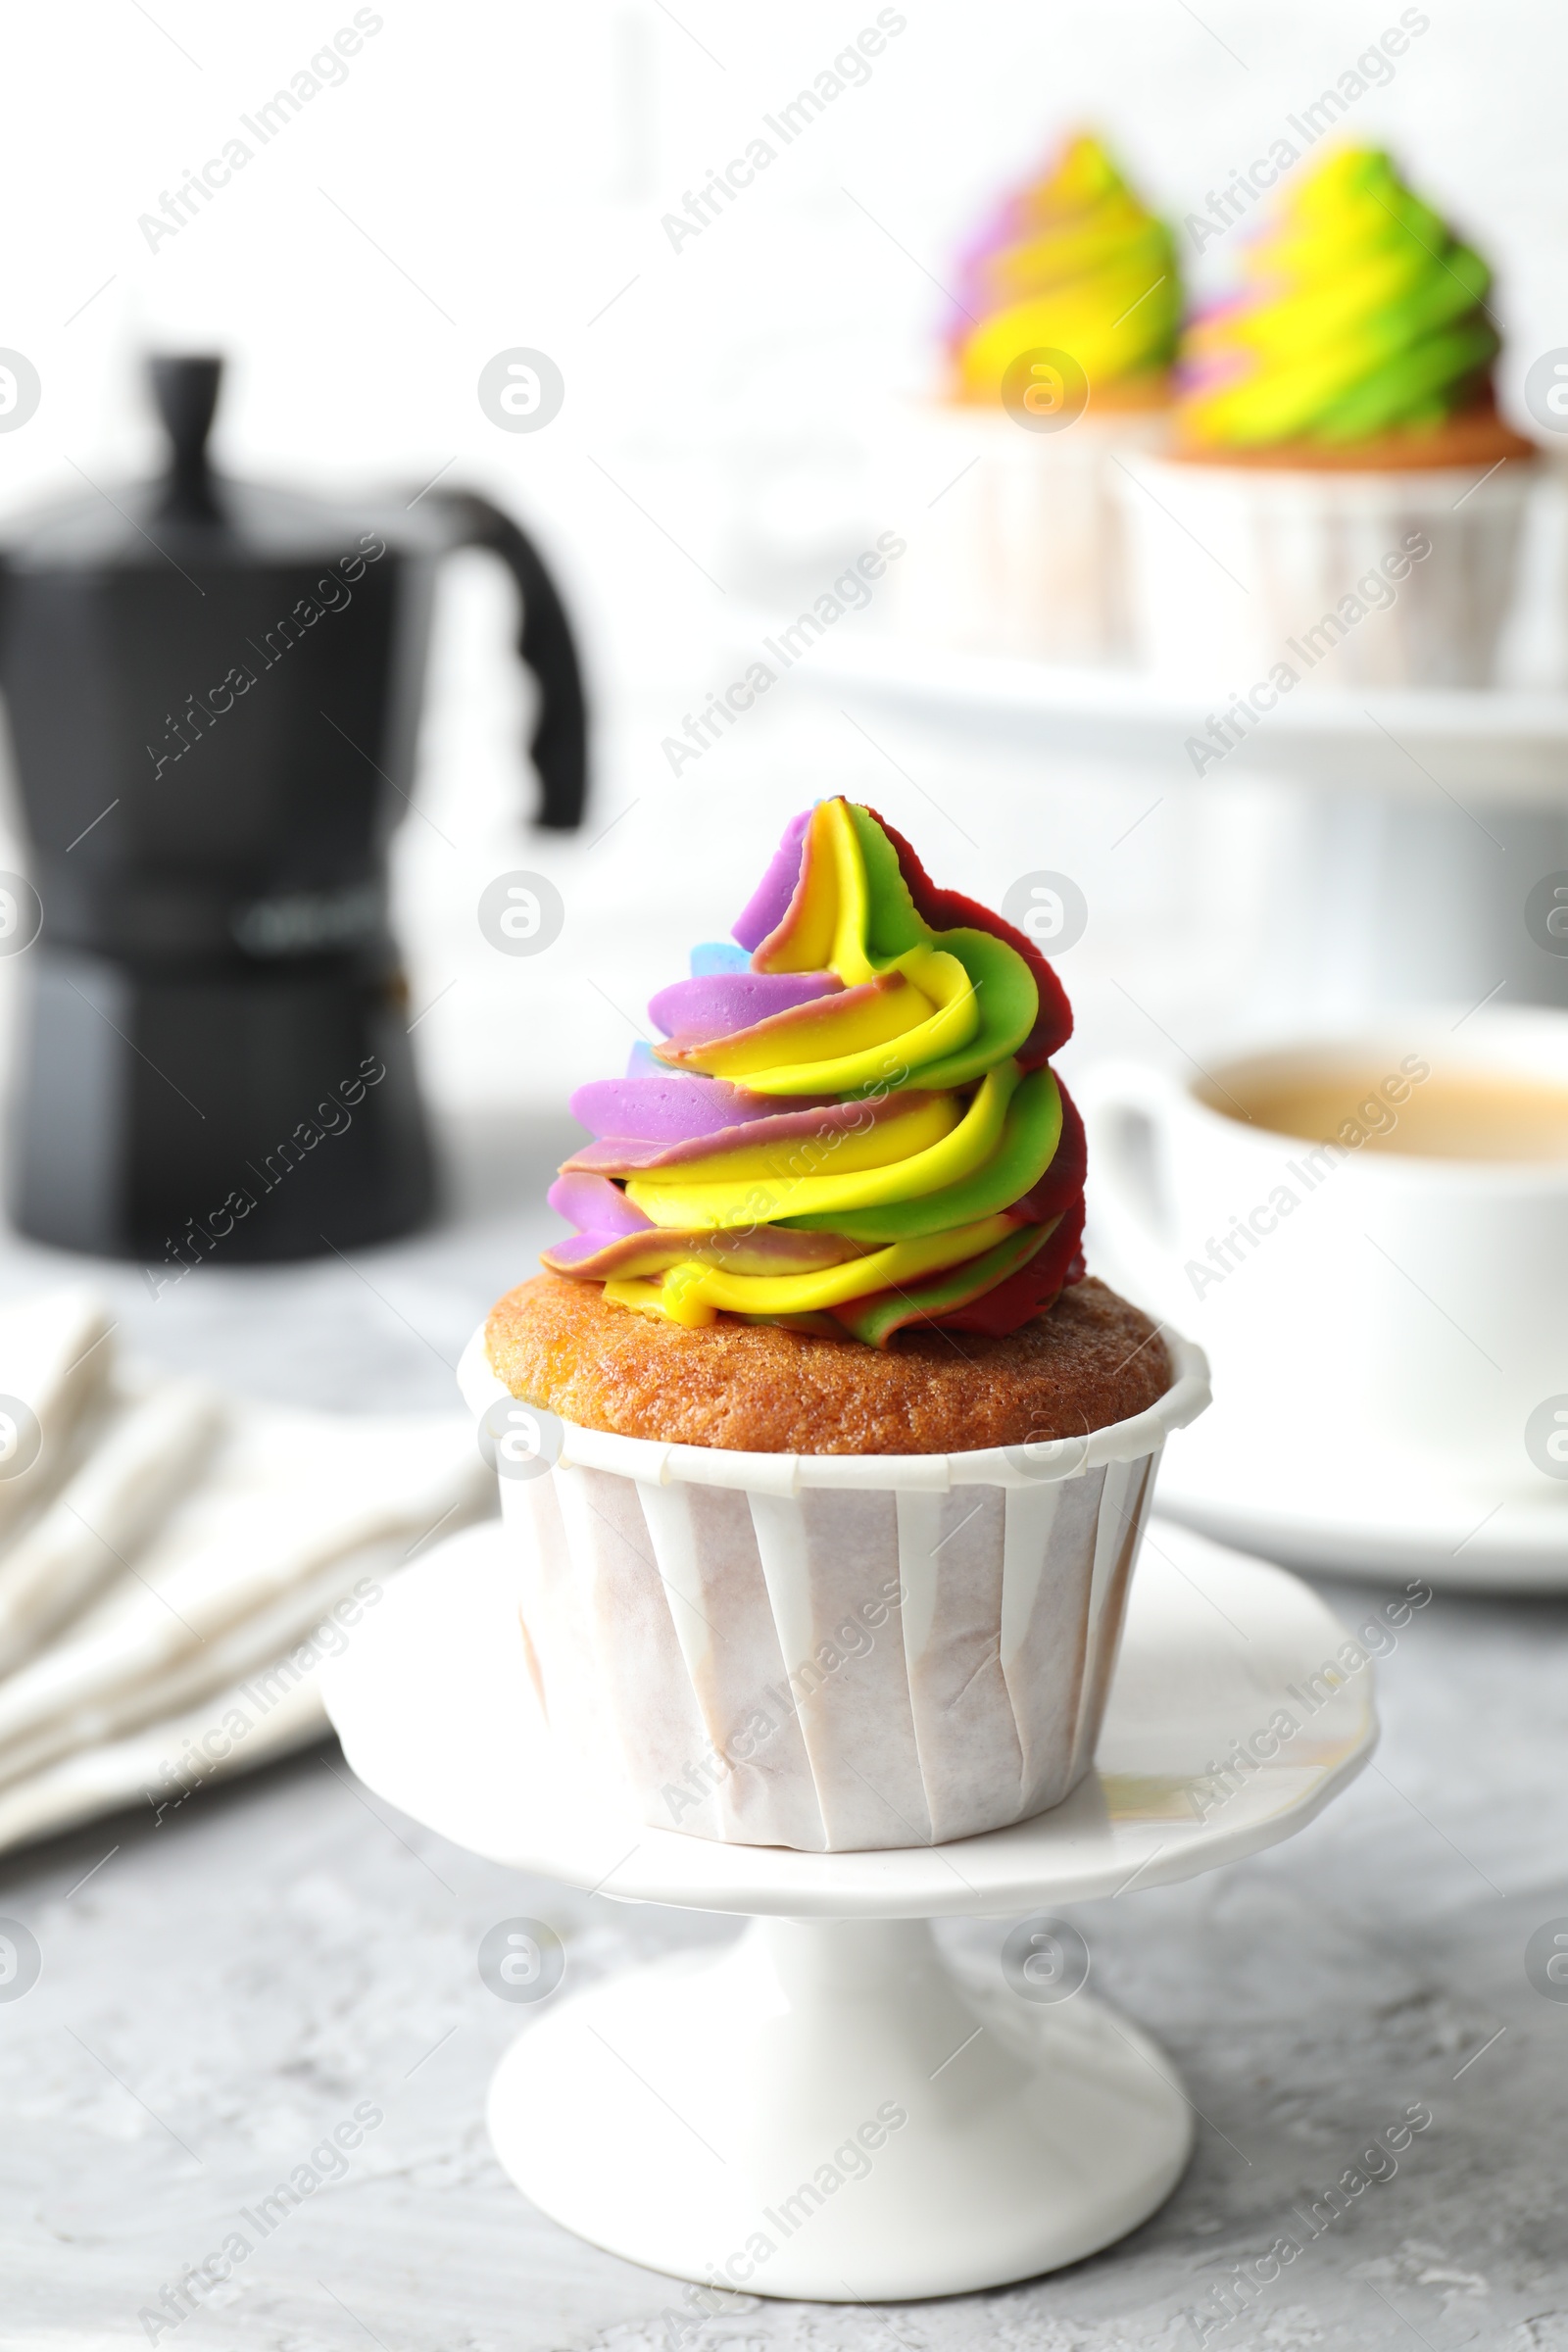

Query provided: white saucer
[1155,1414,1568,1591]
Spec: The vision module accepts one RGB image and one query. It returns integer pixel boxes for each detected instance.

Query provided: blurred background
[4,0,1563,1168]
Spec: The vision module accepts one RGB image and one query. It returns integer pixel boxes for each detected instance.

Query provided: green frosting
[786,1068,1061,1243]
[833,1226,1054,1348]
[1180,147,1499,447]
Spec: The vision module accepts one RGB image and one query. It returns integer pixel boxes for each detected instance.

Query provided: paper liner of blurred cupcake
[888,133,1181,665]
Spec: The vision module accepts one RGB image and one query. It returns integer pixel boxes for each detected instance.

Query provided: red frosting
[869,807,1074,1067]
[1004,1078,1087,1225]
[932,1200,1087,1337]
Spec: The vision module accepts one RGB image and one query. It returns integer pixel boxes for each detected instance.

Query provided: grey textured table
[1,1108,1563,2352]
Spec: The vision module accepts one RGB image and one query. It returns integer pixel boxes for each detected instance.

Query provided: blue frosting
[690,941,752,975]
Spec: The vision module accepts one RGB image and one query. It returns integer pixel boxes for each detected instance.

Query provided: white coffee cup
[1076,1006,1568,1497]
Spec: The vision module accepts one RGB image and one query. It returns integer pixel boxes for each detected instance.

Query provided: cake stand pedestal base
[324,1519,1377,2304]
[488,1914,1190,2301]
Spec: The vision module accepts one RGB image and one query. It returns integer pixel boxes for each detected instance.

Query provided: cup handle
[1076,1061,1186,1319]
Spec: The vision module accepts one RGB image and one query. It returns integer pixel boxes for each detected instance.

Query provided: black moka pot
[0,355,586,1265]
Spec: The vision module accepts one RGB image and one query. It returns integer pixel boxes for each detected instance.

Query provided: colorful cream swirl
[1178,146,1499,447]
[543,801,1085,1347]
[953,131,1180,403]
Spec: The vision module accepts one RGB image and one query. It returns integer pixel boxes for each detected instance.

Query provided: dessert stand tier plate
[323,1516,1375,2302]
[793,629,1568,803]
[777,626,1568,1018]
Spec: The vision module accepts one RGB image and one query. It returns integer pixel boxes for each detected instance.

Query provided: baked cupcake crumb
[486,1271,1170,1455]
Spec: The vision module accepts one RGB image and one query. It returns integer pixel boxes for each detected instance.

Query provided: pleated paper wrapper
[1115,451,1534,689]
[461,1329,1208,1854]
[889,400,1171,665]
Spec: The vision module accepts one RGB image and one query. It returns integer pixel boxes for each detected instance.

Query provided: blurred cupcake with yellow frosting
[1117,146,1538,687]
[952,132,1179,410]
[893,132,1182,664]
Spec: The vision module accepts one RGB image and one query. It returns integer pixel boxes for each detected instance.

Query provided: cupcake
[462,801,1208,1852]
[893,131,1181,663]
[1116,145,1538,689]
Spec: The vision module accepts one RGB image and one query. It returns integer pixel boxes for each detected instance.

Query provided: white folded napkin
[0,1371,220,1678]
[0,1290,492,1856]
[0,1287,116,1536]
[0,1644,328,1855]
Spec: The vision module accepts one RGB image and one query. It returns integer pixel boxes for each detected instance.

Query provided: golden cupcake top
[488,1272,1171,1453]
[952,131,1180,406]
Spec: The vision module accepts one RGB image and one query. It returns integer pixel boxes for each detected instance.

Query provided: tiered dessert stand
[324,1516,1376,2300]
[798,633,1568,1020]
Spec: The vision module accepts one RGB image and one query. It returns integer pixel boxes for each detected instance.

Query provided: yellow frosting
[955,132,1180,402]
[1179,146,1499,447]
[605,1214,1017,1328]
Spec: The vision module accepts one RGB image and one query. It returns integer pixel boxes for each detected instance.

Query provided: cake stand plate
[324,1518,1376,2301]
[780,627,1568,1017]
[792,628,1568,804]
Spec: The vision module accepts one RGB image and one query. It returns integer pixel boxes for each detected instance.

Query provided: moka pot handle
[429,489,589,831]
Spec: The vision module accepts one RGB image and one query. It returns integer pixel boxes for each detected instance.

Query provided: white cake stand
[786,629,1568,1020]
[323,1516,1376,2303]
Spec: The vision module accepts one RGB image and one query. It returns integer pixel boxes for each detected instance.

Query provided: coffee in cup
[1077,1007,1568,1496]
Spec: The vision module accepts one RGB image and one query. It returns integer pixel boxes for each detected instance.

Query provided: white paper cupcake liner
[889,400,1171,664]
[459,1326,1209,1853]
[1114,450,1535,689]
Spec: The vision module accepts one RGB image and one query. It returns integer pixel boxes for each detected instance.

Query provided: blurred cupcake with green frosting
[1177,146,1529,464]
[1117,146,1539,688]
[892,131,1182,666]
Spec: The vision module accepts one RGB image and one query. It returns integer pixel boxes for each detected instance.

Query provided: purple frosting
[568,1072,796,1146]
[564,1090,931,1177]
[545,1230,632,1268]
[648,970,839,1045]
[544,1229,667,1271]
[950,197,1022,341]
[543,1225,863,1280]
[547,1171,653,1235]
[731,808,810,951]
